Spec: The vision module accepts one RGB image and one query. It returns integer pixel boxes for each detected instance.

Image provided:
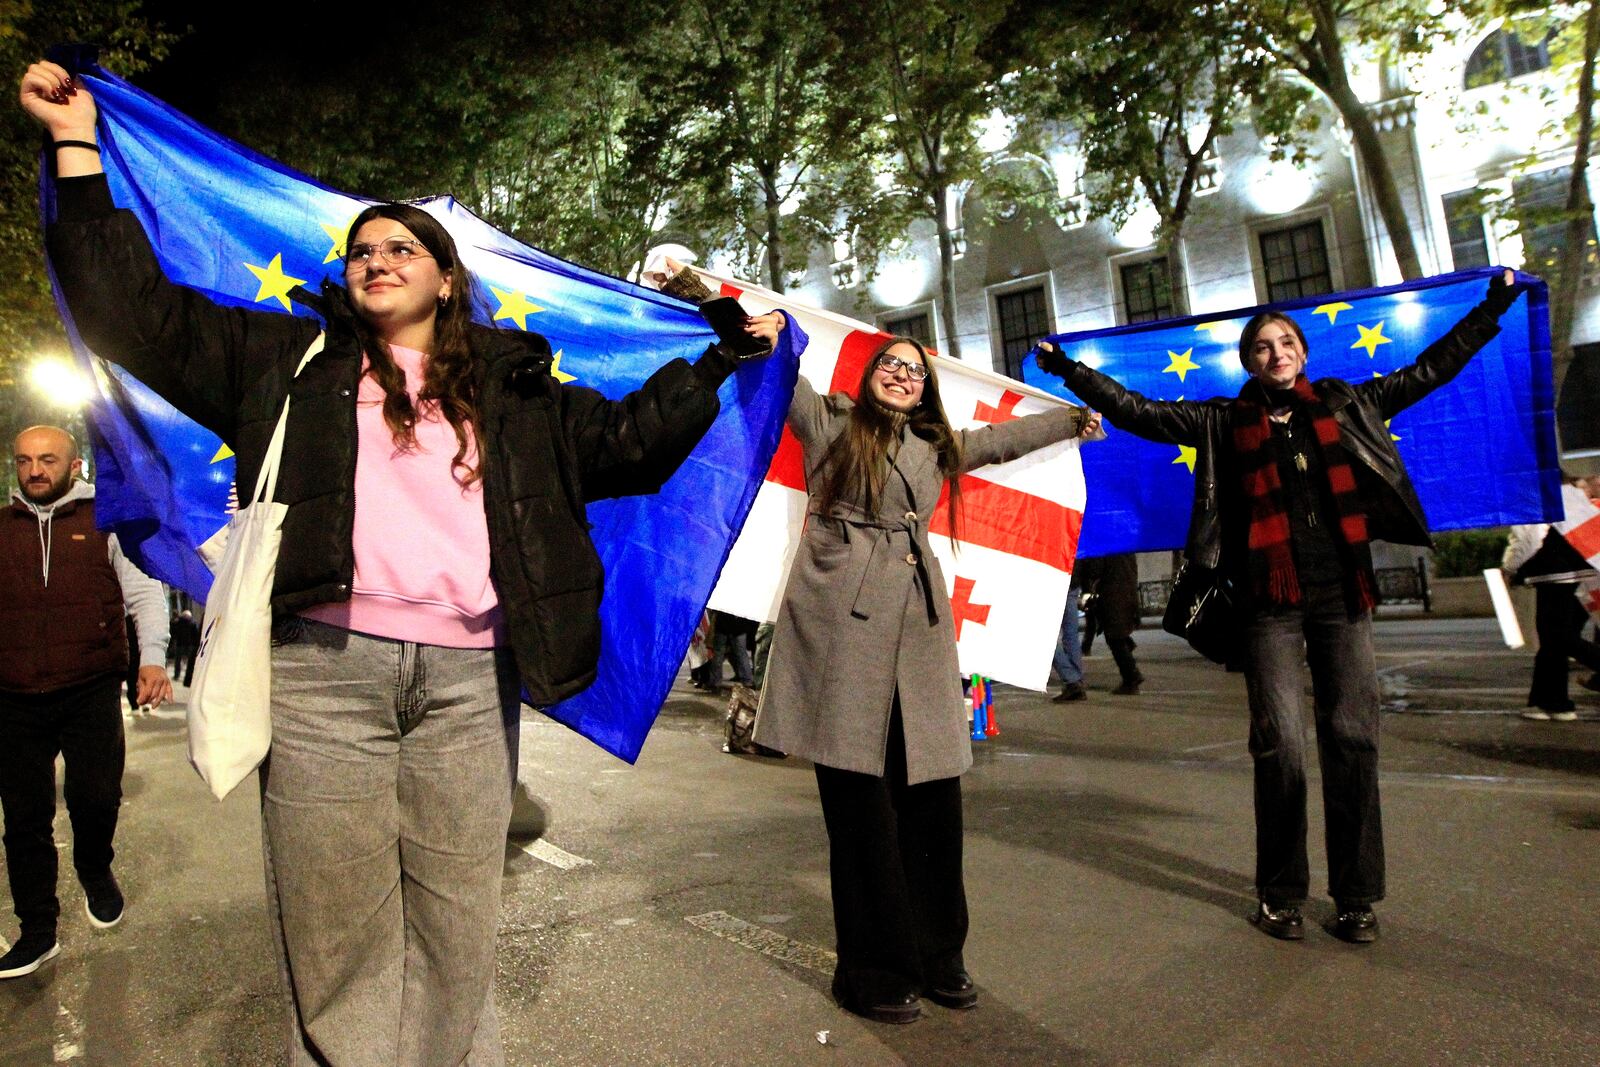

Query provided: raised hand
[1035,340,1072,379]
[20,60,97,138]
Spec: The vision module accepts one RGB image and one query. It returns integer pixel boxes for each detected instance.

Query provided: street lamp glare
[28,356,94,410]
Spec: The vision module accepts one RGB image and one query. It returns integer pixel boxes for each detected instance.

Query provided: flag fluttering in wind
[687,272,1088,693]
[41,61,796,763]
[1021,269,1561,558]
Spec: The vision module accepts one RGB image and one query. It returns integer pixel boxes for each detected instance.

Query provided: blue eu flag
[1022,270,1560,557]
[40,63,798,763]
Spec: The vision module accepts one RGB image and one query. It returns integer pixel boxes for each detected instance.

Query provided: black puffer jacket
[1054,302,1504,577]
[47,174,740,705]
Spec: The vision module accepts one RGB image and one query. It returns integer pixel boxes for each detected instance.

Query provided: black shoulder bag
[1161,561,1237,665]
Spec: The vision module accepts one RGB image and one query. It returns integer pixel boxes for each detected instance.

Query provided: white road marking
[684,910,837,976]
[518,839,593,870]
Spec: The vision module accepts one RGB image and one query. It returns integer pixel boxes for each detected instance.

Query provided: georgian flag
[685,272,1086,692]
[1557,488,1600,624]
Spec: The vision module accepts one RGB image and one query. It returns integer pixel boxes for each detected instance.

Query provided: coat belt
[812,507,941,625]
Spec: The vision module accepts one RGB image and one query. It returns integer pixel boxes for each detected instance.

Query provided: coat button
[335,583,349,594]
[904,511,917,522]
[339,388,352,397]
[905,553,918,565]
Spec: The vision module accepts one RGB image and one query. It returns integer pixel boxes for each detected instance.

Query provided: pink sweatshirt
[302,345,504,647]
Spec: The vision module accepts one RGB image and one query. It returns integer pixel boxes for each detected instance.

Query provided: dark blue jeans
[1244,583,1384,907]
[0,673,125,937]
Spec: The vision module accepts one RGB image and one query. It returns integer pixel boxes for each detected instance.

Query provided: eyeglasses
[874,354,929,381]
[344,237,434,272]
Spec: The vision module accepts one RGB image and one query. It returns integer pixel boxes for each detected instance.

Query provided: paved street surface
[2,615,1597,1065]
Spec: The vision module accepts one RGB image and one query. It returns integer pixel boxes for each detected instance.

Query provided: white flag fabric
[687,271,1086,692]
[1559,487,1600,624]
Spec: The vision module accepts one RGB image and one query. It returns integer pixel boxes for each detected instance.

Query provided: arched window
[1465,27,1556,89]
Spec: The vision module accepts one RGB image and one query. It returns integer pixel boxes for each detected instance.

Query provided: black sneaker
[0,933,61,979]
[1330,905,1379,944]
[1251,900,1304,941]
[1052,684,1087,703]
[83,874,125,929]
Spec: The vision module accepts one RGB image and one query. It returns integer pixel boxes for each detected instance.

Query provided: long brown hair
[344,203,483,485]
[814,336,965,539]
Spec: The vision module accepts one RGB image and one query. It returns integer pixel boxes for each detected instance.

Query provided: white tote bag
[188,334,324,799]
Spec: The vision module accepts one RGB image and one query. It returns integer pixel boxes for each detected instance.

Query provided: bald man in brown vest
[0,426,171,979]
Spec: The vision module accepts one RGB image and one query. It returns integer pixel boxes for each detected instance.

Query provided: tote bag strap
[248,332,327,507]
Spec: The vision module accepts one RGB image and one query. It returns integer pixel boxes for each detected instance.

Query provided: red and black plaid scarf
[1232,375,1375,611]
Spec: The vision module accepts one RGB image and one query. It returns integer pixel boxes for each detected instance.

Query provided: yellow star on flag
[491,287,544,331]
[1352,321,1391,358]
[322,214,361,264]
[1173,444,1197,473]
[1162,348,1200,383]
[1314,301,1353,324]
[551,349,576,383]
[244,254,307,310]
[210,444,234,463]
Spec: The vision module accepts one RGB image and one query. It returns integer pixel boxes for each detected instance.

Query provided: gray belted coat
[752,377,1082,783]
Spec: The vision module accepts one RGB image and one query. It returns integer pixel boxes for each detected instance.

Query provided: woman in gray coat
[753,336,1090,1023]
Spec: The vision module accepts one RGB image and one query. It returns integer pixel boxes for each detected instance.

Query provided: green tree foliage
[0,1,178,367]
[836,0,1042,360]
[650,0,889,293]
[1242,0,1482,281]
[1039,1,1315,315]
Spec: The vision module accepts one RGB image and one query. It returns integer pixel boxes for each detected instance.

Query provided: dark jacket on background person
[1054,305,1503,585]
[47,173,740,706]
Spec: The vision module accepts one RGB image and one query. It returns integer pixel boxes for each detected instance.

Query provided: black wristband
[52,139,100,152]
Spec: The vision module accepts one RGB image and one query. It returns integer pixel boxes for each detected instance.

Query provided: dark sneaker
[84,874,125,929]
[1251,900,1304,941]
[1330,906,1379,944]
[0,933,61,979]
[1111,681,1142,696]
[1052,684,1087,703]
[925,968,979,1010]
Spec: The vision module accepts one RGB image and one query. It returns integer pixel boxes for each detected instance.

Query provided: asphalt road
[2,615,1596,1065]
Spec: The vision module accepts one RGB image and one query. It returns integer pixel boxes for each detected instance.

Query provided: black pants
[1244,584,1383,907]
[1528,583,1600,711]
[0,674,125,937]
[813,705,967,1002]
[172,647,196,687]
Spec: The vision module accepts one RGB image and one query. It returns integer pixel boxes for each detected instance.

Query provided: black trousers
[0,674,125,937]
[1528,583,1600,711]
[1244,584,1384,907]
[813,705,967,1002]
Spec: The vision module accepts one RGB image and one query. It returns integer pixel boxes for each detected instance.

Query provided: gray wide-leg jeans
[262,619,521,1066]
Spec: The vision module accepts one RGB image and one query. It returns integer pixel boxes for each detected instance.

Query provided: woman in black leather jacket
[1037,271,1522,947]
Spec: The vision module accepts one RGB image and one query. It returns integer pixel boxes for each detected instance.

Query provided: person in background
[1503,473,1600,720]
[1,424,171,980]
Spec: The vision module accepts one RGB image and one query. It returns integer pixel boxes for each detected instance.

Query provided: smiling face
[867,341,927,412]
[344,218,452,343]
[1242,316,1308,389]
[14,426,81,506]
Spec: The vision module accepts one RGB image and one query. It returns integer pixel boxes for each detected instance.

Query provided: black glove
[1483,270,1519,318]
[701,296,772,359]
[1035,341,1073,379]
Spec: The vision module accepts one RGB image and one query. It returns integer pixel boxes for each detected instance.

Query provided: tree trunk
[1550,0,1600,410]
[1164,236,1191,318]
[764,190,786,294]
[1299,3,1425,280]
[932,183,963,361]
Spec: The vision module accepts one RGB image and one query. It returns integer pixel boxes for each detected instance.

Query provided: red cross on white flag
[682,270,1086,690]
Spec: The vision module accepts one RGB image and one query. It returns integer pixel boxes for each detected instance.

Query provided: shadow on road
[1439,739,1600,778]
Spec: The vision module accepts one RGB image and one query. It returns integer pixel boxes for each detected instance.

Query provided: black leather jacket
[1056,303,1504,576]
[47,174,740,705]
